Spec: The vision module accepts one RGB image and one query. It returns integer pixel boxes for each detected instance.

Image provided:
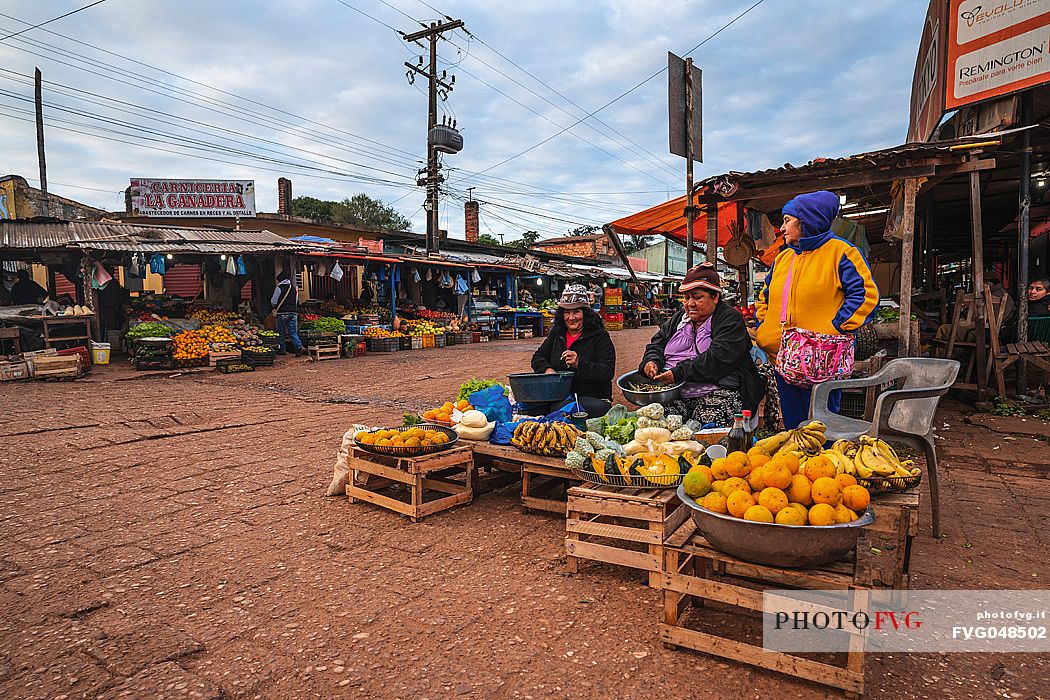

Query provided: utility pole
[404,19,464,254]
[34,68,50,217]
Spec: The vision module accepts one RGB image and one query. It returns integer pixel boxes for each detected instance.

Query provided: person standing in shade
[1027,277,1050,317]
[271,270,303,356]
[11,269,48,305]
[754,191,879,429]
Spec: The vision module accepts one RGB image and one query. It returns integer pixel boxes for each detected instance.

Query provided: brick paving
[1,328,1047,699]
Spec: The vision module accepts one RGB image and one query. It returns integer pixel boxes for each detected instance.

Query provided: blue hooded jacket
[781,190,841,251]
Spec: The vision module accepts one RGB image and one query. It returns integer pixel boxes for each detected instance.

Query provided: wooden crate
[659,518,882,697]
[29,354,82,379]
[857,490,920,589]
[208,350,241,366]
[470,442,581,513]
[308,344,341,361]
[565,484,689,586]
[346,445,475,522]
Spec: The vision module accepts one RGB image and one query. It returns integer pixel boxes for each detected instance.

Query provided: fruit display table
[658,517,880,697]
[346,445,475,522]
[565,484,688,586]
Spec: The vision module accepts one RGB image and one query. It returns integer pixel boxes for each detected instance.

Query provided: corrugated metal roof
[0,220,306,253]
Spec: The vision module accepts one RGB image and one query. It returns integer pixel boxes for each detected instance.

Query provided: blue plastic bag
[469,385,512,423]
[489,420,521,445]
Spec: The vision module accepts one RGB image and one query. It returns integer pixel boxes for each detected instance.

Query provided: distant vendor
[639,263,764,427]
[11,269,48,305]
[529,284,616,418]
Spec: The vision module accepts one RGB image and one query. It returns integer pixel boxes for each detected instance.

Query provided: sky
[0,0,929,242]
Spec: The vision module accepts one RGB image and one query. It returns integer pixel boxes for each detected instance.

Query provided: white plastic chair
[809,358,960,538]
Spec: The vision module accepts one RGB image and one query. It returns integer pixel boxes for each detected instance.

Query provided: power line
[474,0,766,176]
[0,0,107,42]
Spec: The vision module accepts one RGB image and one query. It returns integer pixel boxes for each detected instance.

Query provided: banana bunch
[753,420,828,457]
[850,435,921,480]
[511,421,583,457]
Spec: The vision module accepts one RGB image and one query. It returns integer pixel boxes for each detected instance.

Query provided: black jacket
[531,326,616,400]
[639,304,765,412]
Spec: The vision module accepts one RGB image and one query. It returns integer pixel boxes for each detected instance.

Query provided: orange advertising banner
[945,0,1050,109]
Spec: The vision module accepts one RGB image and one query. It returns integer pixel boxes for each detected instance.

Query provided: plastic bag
[489,420,521,445]
[330,261,344,282]
[327,424,371,496]
[469,385,512,423]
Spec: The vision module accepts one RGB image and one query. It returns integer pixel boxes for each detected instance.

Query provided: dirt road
[1,328,1046,699]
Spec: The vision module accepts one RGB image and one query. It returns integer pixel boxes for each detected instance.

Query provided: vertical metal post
[898,178,917,357]
[389,264,397,324]
[426,31,439,254]
[1017,91,1033,394]
[970,168,987,397]
[706,200,718,264]
[684,58,695,270]
[34,68,50,217]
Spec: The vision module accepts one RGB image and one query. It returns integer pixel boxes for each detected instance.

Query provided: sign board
[907,0,948,142]
[946,0,1050,109]
[129,179,255,218]
[668,52,702,161]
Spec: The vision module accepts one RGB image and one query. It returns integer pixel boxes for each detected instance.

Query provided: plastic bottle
[727,413,747,454]
[741,409,753,449]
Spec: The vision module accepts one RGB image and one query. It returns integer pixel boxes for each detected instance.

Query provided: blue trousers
[775,372,840,429]
[276,312,303,351]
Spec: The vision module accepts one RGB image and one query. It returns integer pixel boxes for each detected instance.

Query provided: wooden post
[898,178,917,357]
[34,68,50,217]
[705,200,718,264]
[969,168,987,397]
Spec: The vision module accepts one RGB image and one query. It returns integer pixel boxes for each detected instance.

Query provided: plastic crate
[421,334,435,348]
[454,332,473,345]
[605,322,624,331]
[57,345,91,369]
[410,336,424,350]
[343,321,363,335]
[433,333,447,348]
[242,347,276,366]
[398,336,412,350]
[603,312,624,323]
[366,337,400,353]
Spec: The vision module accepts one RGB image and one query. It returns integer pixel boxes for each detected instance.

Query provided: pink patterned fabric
[775,258,854,387]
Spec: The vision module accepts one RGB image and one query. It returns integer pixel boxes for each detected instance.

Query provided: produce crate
[30,354,83,380]
[343,321,363,335]
[475,332,490,343]
[658,517,888,698]
[421,333,435,349]
[57,345,92,369]
[603,312,624,323]
[444,332,457,346]
[366,337,400,353]
[309,344,341,361]
[410,336,424,350]
[357,313,381,326]
[301,331,339,348]
[0,361,30,381]
[516,328,533,340]
[498,329,515,340]
[433,333,447,348]
[340,335,367,357]
[565,484,688,587]
[398,336,413,351]
[241,348,276,366]
[175,356,208,368]
[346,445,475,522]
[215,359,255,373]
[134,358,176,372]
[453,332,473,345]
[209,349,242,366]
[606,322,624,331]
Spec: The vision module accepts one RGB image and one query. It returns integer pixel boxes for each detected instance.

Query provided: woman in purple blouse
[639,263,764,427]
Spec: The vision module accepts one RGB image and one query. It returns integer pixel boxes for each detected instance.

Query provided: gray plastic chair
[809,358,960,538]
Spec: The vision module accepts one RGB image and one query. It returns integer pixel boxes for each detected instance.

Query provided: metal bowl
[507,371,574,403]
[677,485,876,568]
[617,370,683,406]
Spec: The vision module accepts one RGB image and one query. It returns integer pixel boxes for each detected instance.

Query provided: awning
[608,198,740,249]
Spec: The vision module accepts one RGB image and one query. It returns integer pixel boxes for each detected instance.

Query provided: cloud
[0,0,928,239]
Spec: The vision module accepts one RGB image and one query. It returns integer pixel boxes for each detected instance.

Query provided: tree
[476,233,500,246]
[569,224,600,236]
[505,230,540,249]
[290,193,412,231]
[624,235,655,254]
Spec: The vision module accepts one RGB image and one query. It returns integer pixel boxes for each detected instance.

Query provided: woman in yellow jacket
[755,191,879,428]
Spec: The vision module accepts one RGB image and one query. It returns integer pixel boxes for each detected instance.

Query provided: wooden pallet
[208,350,241,366]
[29,354,82,379]
[346,445,474,522]
[309,344,341,361]
[565,484,688,586]
[658,518,894,698]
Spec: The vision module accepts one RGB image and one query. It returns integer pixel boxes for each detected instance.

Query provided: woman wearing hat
[530,283,616,418]
[755,191,879,428]
[640,263,764,427]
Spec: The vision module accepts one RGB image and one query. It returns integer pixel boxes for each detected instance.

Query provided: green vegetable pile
[304,317,346,333]
[126,322,173,339]
[586,404,639,444]
[457,378,507,401]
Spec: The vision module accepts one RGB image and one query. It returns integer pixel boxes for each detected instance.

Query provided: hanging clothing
[236,256,248,275]
[454,274,470,295]
[149,254,166,275]
[831,217,870,257]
